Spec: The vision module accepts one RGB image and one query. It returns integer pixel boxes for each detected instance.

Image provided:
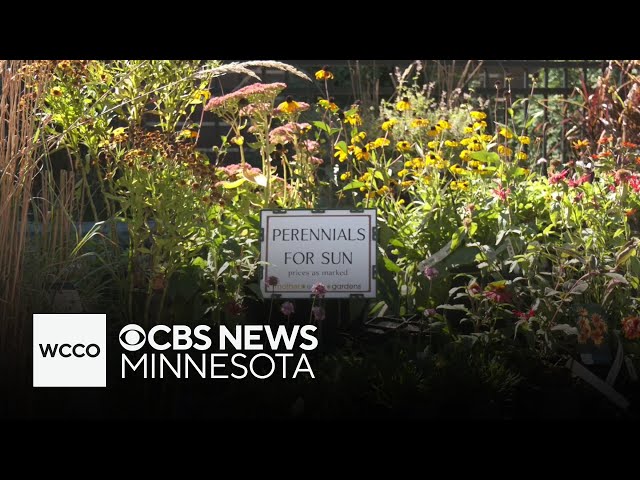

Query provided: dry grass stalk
[0,60,49,340]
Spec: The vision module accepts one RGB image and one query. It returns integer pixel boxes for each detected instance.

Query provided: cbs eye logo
[119,324,146,351]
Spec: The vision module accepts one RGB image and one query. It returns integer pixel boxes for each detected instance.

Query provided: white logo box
[33,314,106,387]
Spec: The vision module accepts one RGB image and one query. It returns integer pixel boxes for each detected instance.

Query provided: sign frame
[259,208,377,299]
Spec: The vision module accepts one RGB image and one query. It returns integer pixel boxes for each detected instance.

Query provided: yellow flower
[340,171,351,181]
[351,131,366,144]
[318,98,339,113]
[411,157,425,169]
[277,96,303,114]
[469,139,483,151]
[344,112,362,126]
[459,150,472,161]
[427,140,439,149]
[499,127,514,139]
[354,146,370,161]
[450,165,468,176]
[445,140,459,148]
[231,135,244,146]
[191,89,211,103]
[473,121,487,130]
[450,180,469,191]
[435,160,450,170]
[398,169,409,177]
[396,97,411,111]
[401,180,414,188]
[50,86,63,97]
[315,67,334,81]
[498,145,513,157]
[382,118,397,131]
[179,129,198,139]
[427,126,441,137]
[377,186,390,196]
[467,160,480,169]
[411,118,430,128]
[464,125,474,134]
[397,141,412,152]
[427,152,443,163]
[572,139,590,150]
[334,147,348,163]
[437,120,451,130]
[470,111,487,120]
[373,137,390,149]
[480,134,493,142]
[366,192,376,199]
[360,172,372,182]
[518,135,531,145]
[516,151,528,160]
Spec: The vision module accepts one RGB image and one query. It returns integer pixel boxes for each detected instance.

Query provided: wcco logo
[33,314,106,387]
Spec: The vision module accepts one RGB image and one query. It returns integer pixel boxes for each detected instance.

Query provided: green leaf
[335,140,347,153]
[605,272,628,285]
[312,121,330,134]
[616,238,639,267]
[217,261,230,277]
[569,280,588,295]
[222,178,246,189]
[383,257,402,273]
[551,324,578,335]
[450,227,467,251]
[470,151,500,165]
[341,180,365,191]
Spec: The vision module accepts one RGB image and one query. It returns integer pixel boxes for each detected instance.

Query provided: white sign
[260,209,377,298]
[33,313,107,387]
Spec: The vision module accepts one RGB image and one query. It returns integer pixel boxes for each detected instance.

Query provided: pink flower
[492,186,511,201]
[311,283,327,297]
[280,301,295,317]
[567,173,591,188]
[483,285,512,304]
[292,154,323,165]
[266,276,279,287]
[423,308,437,317]
[514,308,535,321]
[548,169,569,185]
[268,122,311,145]
[311,306,326,322]
[303,140,320,153]
[239,102,272,117]
[422,266,439,281]
[205,82,287,113]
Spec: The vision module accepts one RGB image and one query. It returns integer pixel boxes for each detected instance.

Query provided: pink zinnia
[205,82,287,113]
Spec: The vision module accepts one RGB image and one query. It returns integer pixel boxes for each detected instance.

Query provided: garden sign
[260,209,377,298]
